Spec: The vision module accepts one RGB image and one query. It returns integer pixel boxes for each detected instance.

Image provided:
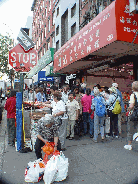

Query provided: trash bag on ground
[25,158,45,182]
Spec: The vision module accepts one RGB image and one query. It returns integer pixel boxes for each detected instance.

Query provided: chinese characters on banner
[116,0,138,42]
[54,1,116,72]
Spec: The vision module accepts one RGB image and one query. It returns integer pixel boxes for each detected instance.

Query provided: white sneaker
[124,145,132,150]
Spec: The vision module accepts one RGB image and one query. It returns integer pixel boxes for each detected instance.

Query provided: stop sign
[9,44,38,72]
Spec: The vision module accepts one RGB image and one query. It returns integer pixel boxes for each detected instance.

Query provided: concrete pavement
[1,110,138,184]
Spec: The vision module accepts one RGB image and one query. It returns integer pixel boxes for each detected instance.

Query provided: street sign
[17,28,35,51]
[9,44,38,72]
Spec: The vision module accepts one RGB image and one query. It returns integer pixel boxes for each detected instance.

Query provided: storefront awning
[27,48,54,78]
[54,0,138,74]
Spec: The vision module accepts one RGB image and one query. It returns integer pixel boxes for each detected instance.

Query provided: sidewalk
[1,112,138,184]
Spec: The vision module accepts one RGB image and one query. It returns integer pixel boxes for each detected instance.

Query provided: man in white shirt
[66,92,80,140]
[61,85,69,104]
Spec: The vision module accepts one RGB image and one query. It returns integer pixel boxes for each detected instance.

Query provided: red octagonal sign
[9,44,38,72]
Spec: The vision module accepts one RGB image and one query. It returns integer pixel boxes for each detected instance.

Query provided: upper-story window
[52,11,55,25]
[44,26,47,38]
[57,7,59,16]
[48,19,50,32]
[71,3,76,18]
[45,7,47,17]
[43,0,45,8]
[71,22,76,37]
[56,25,59,36]
[49,0,51,11]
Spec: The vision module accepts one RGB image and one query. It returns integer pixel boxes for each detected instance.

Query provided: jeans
[94,112,105,141]
[83,112,94,135]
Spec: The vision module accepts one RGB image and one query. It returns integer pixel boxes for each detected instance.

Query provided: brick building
[31,0,114,60]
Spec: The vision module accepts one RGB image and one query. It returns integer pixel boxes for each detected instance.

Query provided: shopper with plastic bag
[35,91,66,159]
[43,151,69,184]
[43,91,66,151]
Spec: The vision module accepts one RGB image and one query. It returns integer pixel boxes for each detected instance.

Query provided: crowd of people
[3,80,138,157]
[31,81,138,157]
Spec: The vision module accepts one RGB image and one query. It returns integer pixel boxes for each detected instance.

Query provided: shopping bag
[54,152,69,182]
[105,117,110,134]
[25,159,45,183]
[43,156,58,184]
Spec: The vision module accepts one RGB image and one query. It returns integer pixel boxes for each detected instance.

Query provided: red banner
[54,1,116,73]
[116,0,138,43]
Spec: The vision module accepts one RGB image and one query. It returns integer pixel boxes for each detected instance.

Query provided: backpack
[112,100,121,114]
[95,96,106,117]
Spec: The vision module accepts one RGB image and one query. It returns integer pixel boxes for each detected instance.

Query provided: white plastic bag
[43,157,58,184]
[105,117,110,134]
[25,159,45,183]
[54,152,69,182]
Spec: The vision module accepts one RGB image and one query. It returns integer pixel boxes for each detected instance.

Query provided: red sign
[116,0,138,43]
[9,44,38,72]
[54,1,116,73]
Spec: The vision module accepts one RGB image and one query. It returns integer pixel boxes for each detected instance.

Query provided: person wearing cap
[106,86,121,138]
[112,83,125,137]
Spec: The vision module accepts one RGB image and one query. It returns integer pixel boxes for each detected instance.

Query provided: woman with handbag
[124,81,138,150]
[106,87,121,138]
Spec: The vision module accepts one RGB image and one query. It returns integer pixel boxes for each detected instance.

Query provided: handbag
[129,94,138,121]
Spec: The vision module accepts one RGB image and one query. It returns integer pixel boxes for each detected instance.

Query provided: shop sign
[54,1,116,72]
[65,74,76,84]
[27,48,54,78]
[46,77,54,81]
[38,71,46,81]
[116,0,138,43]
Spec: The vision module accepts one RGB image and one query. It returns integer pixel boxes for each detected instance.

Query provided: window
[39,37,40,47]
[45,7,47,17]
[41,32,43,43]
[52,36,55,48]
[56,25,59,36]
[57,7,59,16]
[71,3,76,18]
[48,19,50,32]
[52,11,55,25]
[47,41,50,50]
[43,0,45,8]
[44,26,47,38]
[56,40,59,51]
[71,22,76,37]
[49,0,51,11]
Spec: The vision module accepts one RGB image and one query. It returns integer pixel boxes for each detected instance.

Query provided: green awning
[27,48,54,78]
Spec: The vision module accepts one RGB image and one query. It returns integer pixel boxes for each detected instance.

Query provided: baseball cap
[112,83,118,88]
